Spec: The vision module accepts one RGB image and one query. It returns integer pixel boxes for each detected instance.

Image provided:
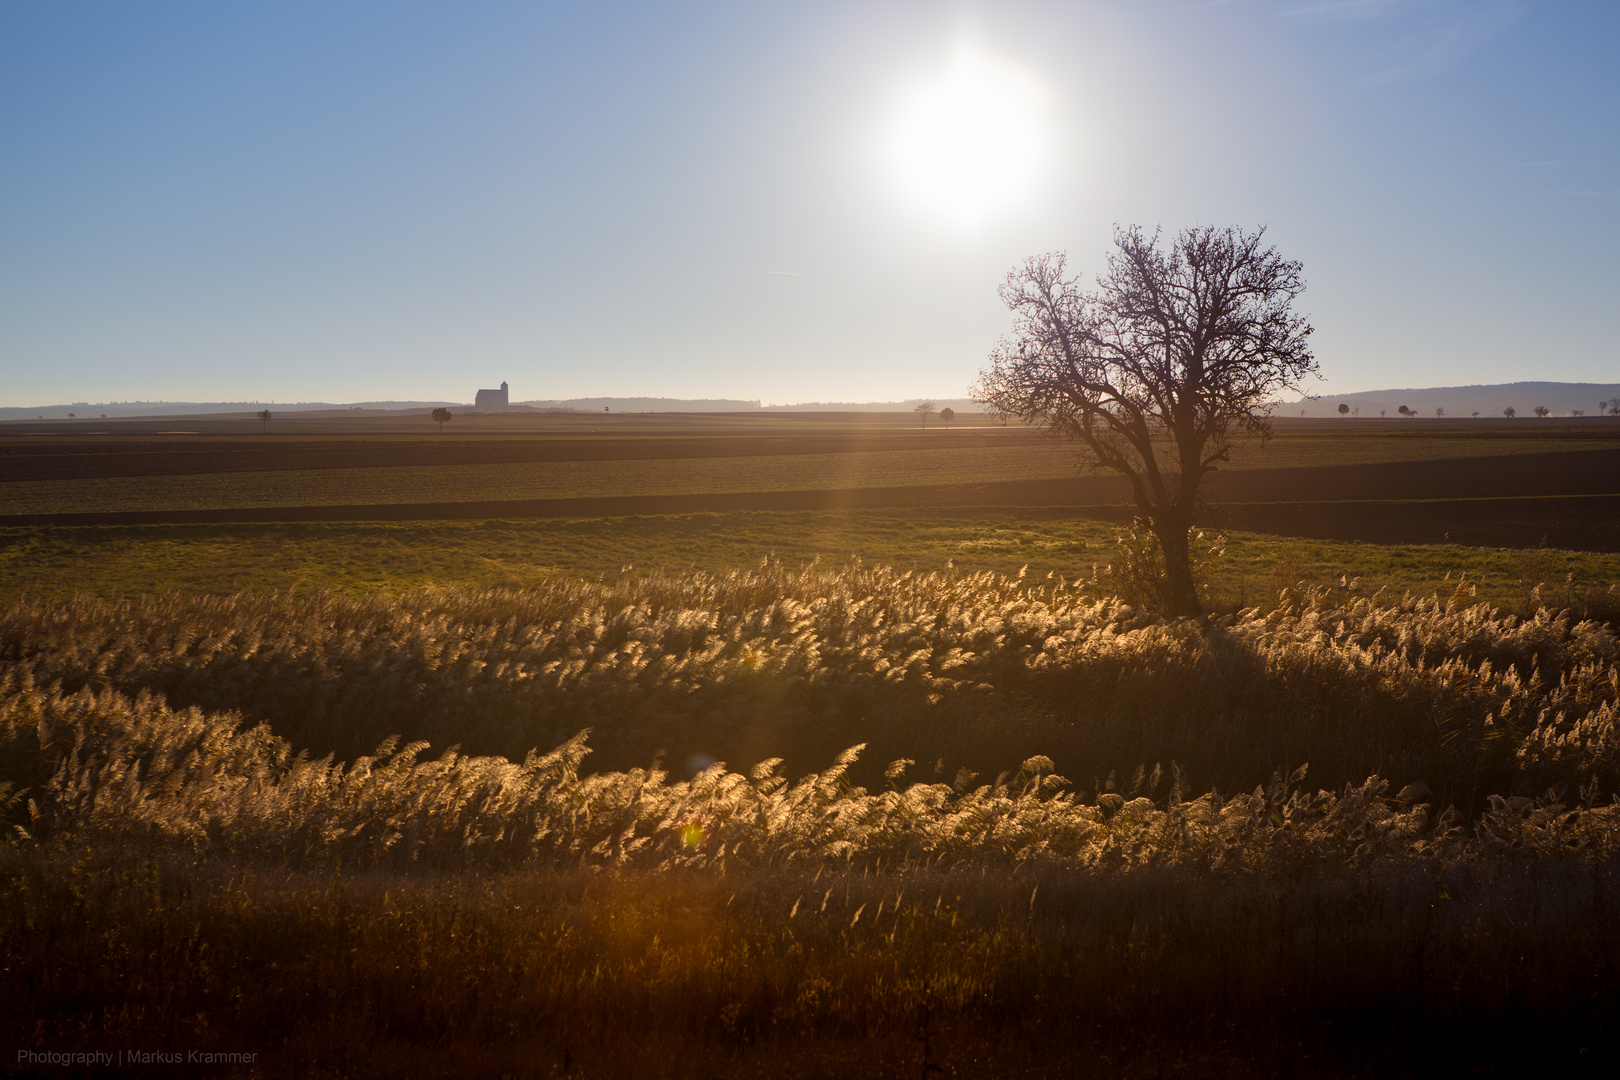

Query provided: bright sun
[891,49,1049,226]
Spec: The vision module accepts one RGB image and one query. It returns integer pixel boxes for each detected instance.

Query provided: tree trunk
[1155,521,1202,617]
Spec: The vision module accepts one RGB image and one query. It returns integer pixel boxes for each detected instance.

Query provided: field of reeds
[5,558,1620,1076]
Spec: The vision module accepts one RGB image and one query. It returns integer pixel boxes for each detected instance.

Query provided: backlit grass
[4,563,1620,1076]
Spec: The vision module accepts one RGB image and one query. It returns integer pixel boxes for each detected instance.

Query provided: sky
[1,0,1616,407]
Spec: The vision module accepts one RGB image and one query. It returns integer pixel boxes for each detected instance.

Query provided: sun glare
[890,48,1049,226]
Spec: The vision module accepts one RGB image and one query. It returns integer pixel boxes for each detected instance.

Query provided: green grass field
[4,510,1617,620]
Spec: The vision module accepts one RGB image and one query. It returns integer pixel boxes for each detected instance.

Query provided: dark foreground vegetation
[6,848,1619,1078]
[5,560,1620,1076]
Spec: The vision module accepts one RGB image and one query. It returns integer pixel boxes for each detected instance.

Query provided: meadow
[4,412,1620,1076]
[4,507,1617,617]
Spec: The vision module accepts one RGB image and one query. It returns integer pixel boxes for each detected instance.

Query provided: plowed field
[4,413,1618,549]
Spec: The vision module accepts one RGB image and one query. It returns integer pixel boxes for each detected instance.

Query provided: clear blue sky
[2,0,1615,406]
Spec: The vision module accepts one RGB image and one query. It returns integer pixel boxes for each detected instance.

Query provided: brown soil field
[6,447,1619,550]
[5,414,1618,549]
[0,408,971,442]
[4,414,1618,482]
[1204,445,1620,501]
[0,430,1052,483]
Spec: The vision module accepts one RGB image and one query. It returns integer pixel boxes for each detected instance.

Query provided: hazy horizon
[11,380,1620,422]
[3,1,1616,406]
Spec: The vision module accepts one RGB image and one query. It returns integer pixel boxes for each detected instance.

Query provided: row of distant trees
[250,407,453,431]
[428,405,957,433]
[911,402,957,428]
[253,405,971,433]
[1334,399,1620,418]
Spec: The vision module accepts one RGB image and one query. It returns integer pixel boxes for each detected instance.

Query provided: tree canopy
[974,225,1315,615]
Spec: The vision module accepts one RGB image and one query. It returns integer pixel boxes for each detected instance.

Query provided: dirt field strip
[6,449,1620,551]
[4,430,1613,484]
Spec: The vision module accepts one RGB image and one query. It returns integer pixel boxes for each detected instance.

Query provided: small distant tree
[1472,411,1480,417]
[257,409,272,431]
[67,413,75,419]
[914,400,936,429]
[1397,405,1413,417]
[1435,407,1444,417]
[1379,409,1386,417]
[431,407,451,432]
[1503,406,1516,418]
[1337,403,1349,417]
[1534,405,1551,418]
[939,406,955,428]
[1606,397,1620,415]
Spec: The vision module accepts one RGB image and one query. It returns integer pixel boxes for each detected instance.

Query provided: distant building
[474,381,509,410]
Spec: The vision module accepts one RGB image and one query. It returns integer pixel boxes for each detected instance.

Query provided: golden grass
[5,562,1620,1075]
[6,563,1619,850]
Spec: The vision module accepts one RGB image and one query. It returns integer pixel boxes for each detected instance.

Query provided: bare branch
[973,225,1316,614]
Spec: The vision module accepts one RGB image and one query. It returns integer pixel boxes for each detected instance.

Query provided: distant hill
[517,397,984,413]
[3,396,988,419]
[0,400,460,421]
[1281,382,1620,419]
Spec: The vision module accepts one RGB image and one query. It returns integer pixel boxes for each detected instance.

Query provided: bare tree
[914,400,936,429]
[431,407,452,432]
[939,407,956,428]
[257,409,272,432]
[1607,397,1620,416]
[1503,406,1516,418]
[1534,405,1551,418]
[975,225,1315,616]
[1435,407,1445,417]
